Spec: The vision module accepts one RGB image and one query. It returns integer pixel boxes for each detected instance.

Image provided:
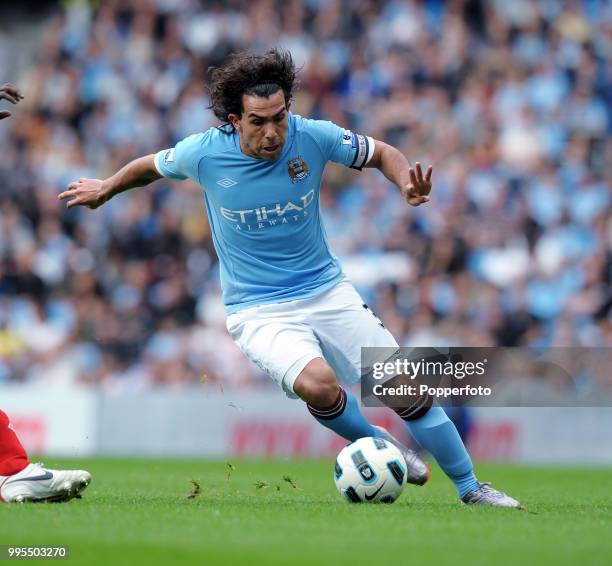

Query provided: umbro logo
[217,178,238,188]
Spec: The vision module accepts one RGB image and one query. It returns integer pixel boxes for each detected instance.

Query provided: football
[334,436,407,503]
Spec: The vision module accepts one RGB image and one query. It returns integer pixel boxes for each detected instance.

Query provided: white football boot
[0,463,92,503]
[374,426,430,486]
[461,482,522,508]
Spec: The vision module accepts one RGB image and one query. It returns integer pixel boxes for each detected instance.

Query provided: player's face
[231,90,289,161]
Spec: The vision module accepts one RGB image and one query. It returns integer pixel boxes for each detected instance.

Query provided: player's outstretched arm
[0,83,25,120]
[366,141,432,207]
[59,154,162,209]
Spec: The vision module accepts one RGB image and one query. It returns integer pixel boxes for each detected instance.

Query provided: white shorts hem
[282,353,321,398]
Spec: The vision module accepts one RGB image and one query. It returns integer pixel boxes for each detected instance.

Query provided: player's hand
[0,83,24,120]
[58,178,110,209]
[402,162,432,207]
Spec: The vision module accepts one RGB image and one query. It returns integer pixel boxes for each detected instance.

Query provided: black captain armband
[349,134,375,170]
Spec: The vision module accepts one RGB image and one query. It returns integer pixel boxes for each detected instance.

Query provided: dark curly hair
[207,48,297,132]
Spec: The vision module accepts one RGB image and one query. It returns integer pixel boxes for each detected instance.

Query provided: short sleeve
[303,119,375,170]
[154,133,206,182]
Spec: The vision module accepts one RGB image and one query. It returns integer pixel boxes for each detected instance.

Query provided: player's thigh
[227,314,323,398]
[310,280,399,385]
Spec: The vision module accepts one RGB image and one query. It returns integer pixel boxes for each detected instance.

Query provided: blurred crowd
[0,0,610,390]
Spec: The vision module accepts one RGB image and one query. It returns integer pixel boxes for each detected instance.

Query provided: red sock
[0,410,30,476]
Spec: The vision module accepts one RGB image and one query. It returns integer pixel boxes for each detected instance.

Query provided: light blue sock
[308,389,380,442]
[404,406,479,498]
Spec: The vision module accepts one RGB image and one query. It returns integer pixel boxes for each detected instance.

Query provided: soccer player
[60,50,520,507]
[0,410,91,503]
[0,83,92,503]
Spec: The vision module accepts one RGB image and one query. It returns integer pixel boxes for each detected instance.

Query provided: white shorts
[226,279,399,398]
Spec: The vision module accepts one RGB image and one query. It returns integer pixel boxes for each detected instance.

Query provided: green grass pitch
[1,458,611,565]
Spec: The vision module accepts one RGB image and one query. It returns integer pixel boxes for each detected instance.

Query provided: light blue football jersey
[154,113,374,313]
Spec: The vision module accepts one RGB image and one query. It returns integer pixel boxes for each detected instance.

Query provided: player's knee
[294,358,340,407]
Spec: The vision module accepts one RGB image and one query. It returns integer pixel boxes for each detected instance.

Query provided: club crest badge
[287,156,310,183]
